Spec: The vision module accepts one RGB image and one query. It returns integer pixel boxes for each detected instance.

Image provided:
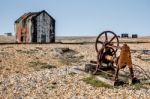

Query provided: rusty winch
[92,31,140,84]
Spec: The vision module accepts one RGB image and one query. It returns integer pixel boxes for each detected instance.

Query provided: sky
[0,0,150,36]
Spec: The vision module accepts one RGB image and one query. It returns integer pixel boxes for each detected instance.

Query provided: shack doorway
[20,32,26,42]
[41,34,46,43]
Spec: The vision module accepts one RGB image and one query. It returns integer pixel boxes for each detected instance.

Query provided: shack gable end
[35,11,55,43]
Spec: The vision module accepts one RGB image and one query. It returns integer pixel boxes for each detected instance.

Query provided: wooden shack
[15,10,55,43]
[4,33,12,36]
[121,33,128,38]
[132,34,138,38]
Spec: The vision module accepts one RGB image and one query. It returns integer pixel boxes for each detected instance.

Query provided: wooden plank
[96,76,114,86]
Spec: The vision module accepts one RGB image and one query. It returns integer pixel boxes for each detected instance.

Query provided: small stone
[52,81,57,85]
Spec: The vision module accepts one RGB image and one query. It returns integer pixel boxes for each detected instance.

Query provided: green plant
[59,57,83,66]
[82,76,112,88]
[35,47,43,50]
[47,85,56,90]
[59,59,72,65]
[41,64,56,69]
[131,83,148,90]
[16,49,38,54]
[68,72,77,76]
[28,61,56,70]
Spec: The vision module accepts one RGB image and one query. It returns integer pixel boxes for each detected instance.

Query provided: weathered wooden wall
[36,12,55,43]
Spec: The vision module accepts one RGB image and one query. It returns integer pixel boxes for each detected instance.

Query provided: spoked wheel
[97,47,116,67]
[97,47,116,62]
[93,47,116,74]
[95,31,119,54]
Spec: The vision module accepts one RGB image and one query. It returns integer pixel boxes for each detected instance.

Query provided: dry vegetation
[0,37,150,98]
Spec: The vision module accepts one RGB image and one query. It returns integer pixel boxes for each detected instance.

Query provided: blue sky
[0,0,150,36]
